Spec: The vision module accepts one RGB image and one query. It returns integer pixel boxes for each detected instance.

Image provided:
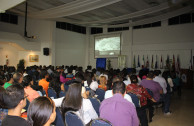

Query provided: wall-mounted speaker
[43,48,49,56]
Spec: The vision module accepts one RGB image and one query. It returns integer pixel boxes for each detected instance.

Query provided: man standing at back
[99,81,139,126]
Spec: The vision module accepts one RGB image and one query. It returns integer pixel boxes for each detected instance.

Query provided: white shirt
[90,81,99,91]
[123,80,131,86]
[76,98,98,124]
[153,76,167,94]
[104,90,134,106]
[52,97,65,107]
[167,78,174,92]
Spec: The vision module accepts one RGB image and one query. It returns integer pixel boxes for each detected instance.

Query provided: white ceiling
[5,0,194,27]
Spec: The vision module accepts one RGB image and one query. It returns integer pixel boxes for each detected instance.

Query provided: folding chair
[65,111,84,126]
[59,90,66,98]
[96,88,105,102]
[127,93,141,108]
[89,97,101,116]
[48,88,57,99]
[90,118,112,126]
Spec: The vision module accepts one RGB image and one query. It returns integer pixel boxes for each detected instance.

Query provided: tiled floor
[149,89,194,126]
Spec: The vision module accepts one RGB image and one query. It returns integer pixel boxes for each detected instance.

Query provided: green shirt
[4,82,12,89]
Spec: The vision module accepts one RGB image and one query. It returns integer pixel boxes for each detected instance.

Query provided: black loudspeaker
[43,48,49,56]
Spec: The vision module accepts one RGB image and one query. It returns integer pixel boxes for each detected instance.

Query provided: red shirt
[126,83,152,106]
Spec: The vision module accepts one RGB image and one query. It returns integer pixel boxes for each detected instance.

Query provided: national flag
[160,55,163,69]
[175,55,180,73]
[138,55,140,67]
[133,55,136,68]
[166,55,170,69]
[146,55,149,68]
[155,55,158,69]
[142,55,145,68]
[151,55,154,69]
[172,54,175,71]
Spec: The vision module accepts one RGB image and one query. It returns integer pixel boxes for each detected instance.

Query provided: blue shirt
[100,93,139,126]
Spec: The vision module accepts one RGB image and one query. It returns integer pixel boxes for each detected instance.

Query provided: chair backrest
[85,87,91,91]
[96,88,105,102]
[59,90,66,98]
[90,118,112,126]
[64,84,69,92]
[127,93,140,107]
[48,88,57,99]
[65,111,84,126]
[89,97,101,116]
[41,89,46,96]
[54,107,65,126]
[146,88,153,97]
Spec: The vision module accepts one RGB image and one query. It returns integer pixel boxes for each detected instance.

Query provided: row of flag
[133,54,181,72]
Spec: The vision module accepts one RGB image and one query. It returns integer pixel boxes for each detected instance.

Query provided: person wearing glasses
[0,84,30,126]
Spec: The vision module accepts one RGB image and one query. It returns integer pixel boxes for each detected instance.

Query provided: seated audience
[3,73,13,89]
[61,82,98,125]
[104,76,134,105]
[39,70,49,96]
[98,75,108,91]
[27,96,56,126]
[49,71,64,97]
[21,75,40,102]
[127,75,156,126]
[1,84,30,126]
[66,67,75,80]
[100,81,139,126]
[140,71,163,122]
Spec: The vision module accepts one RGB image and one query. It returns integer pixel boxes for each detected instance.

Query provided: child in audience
[27,96,56,126]
[98,75,108,91]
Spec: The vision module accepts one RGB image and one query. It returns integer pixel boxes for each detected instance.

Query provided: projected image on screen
[95,34,121,58]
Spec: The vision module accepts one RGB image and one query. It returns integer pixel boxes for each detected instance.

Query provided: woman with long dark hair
[27,96,56,126]
[61,83,98,125]
[49,71,64,97]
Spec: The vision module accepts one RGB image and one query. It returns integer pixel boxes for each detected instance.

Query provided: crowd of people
[0,65,182,126]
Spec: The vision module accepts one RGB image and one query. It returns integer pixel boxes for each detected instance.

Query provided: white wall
[132,23,194,69]
[0,43,19,67]
[1,15,193,69]
[55,29,87,67]
[0,16,55,66]
[18,50,50,66]
[87,22,194,69]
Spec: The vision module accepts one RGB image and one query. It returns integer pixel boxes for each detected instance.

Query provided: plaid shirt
[126,83,152,106]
